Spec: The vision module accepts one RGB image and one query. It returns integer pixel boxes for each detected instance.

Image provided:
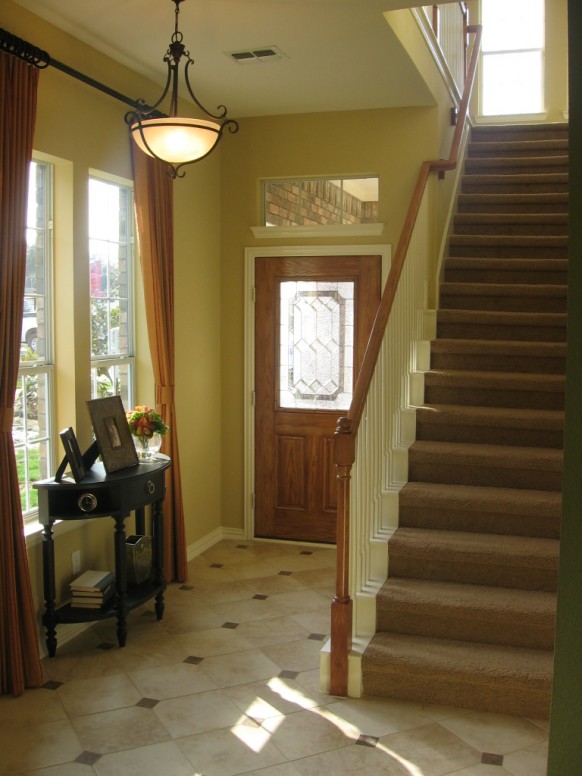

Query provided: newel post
[330,415,356,696]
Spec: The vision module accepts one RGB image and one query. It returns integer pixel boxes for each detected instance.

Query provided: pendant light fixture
[126,0,238,179]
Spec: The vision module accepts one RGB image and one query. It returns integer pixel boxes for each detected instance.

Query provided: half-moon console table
[34,455,171,657]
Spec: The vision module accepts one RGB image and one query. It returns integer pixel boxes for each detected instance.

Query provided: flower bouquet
[126,405,168,460]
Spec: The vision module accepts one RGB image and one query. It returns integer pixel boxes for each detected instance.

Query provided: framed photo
[58,427,86,482]
[86,396,138,473]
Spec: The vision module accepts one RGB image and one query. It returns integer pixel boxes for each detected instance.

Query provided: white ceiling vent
[228,46,287,65]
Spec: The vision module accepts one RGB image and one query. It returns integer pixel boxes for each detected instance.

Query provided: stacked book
[70,569,115,609]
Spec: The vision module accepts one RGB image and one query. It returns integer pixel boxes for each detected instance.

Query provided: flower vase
[134,432,162,461]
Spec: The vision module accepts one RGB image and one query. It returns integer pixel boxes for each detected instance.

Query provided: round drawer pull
[146,480,156,495]
[78,492,98,513]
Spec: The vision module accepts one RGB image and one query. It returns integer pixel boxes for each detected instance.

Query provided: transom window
[89,176,135,407]
[481,0,545,116]
[263,176,379,227]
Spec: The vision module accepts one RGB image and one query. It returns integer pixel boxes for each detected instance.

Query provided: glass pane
[482,52,543,115]
[279,281,354,410]
[482,0,544,53]
[16,440,50,514]
[90,362,132,407]
[264,177,378,227]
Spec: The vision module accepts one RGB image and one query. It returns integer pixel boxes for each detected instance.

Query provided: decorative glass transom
[279,281,354,410]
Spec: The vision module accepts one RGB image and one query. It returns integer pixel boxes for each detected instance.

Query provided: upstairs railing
[423,2,469,95]
[330,16,482,697]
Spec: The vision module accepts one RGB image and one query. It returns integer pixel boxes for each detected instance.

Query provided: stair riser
[399,508,560,540]
[440,293,566,313]
[468,145,568,159]
[471,126,569,142]
[375,603,555,650]
[443,266,568,285]
[423,384,564,410]
[430,352,566,374]
[415,419,563,449]
[465,162,569,177]
[462,180,568,195]
[436,321,567,342]
[361,667,551,718]
[458,200,568,215]
[454,223,568,237]
[408,458,562,492]
[448,243,567,260]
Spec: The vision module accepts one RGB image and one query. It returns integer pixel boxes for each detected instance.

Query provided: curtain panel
[0,53,44,695]
[130,145,187,583]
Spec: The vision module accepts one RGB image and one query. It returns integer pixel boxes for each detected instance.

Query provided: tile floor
[0,540,549,775]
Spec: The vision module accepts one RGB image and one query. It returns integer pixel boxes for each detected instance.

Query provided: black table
[34,455,171,657]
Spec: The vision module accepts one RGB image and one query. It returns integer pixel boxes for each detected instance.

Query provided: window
[13,161,54,517]
[89,176,135,407]
[481,0,545,116]
[263,176,379,227]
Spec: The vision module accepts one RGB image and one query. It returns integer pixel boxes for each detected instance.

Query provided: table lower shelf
[52,579,165,624]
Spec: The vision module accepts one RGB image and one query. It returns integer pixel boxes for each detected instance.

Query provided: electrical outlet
[72,550,81,576]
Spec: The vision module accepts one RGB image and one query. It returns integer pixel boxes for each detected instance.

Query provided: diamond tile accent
[236,544,249,549]
[482,753,504,766]
[308,633,326,641]
[42,680,63,690]
[75,751,102,766]
[180,584,194,590]
[356,734,379,748]
[253,594,269,600]
[278,571,293,576]
[184,655,204,665]
[279,670,299,679]
[300,550,314,556]
[97,641,116,650]
[136,697,160,709]
[210,563,223,568]
[222,621,239,629]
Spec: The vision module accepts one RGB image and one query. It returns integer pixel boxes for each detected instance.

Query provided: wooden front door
[254,255,381,543]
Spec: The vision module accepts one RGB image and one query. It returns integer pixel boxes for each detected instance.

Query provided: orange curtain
[130,145,187,583]
[0,54,44,694]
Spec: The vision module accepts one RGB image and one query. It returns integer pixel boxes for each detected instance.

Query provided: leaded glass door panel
[255,255,381,543]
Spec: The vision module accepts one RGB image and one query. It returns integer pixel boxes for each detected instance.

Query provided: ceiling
[11,0,442,118]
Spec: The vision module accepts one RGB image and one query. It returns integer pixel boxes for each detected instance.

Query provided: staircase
[361,123,568,718]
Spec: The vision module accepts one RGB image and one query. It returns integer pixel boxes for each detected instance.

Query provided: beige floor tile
[94,740,194,776]
[0,686,67,730]
[377,723,481,776]
[179,579,257,605]
[289,567,336,591]
[128,660,217,699]
[210,597,287,625]
[243,573,307,596]
[173,625,256,657]
[224,676,321,721]
[0,718,82,774]
[294,668,340,706]
[22,766,96,776]
[109,631,188,672]
[226,560,296,581]
[325,696,437,737]
[178,724,287,776]
[262,637,324,673]
[154,688,246,738]
[293,742,411,776]
[237,616,309,648]
[57,672,141,717]
[262,554,336,574]
[261,707,358,759]
[503,740,549,776]
[444,766,513,775]
[439,709,548,755]
[289,608,330,636]
[157,602,224,635]
[72,705,170,755]
[237,764,304,776]
[269,589,331,615]
[201,648,283,689]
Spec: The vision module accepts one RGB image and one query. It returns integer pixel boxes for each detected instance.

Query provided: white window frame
[88,172,136,409]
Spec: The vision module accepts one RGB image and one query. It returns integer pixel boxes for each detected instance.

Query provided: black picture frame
[86,396,138,473]
[57,427,86,483]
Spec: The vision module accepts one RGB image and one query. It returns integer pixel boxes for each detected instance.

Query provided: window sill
[475,112,549,124]
[251,224,385,240]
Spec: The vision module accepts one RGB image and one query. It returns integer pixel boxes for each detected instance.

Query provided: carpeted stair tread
[437,308,567,342]
[471,123,568,142]
[439,282,567,312]
[398,481,561,538]
[424,369,565,395]
[453,212,568,236]
[465,155,568,174]
[448,234,567,259]
[376,577,556,649]
[407,440,563,491]
[415,404,564,448]
[388,527,559,590]
[457,191,568,214]
[468,139,568,158]
[444,258,568,286]
[430,339,566,374]
[361,632,553,717]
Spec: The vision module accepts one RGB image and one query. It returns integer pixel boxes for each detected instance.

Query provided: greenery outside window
[263,176,379,227]
[13,160,54,518]
[89,176,135,407]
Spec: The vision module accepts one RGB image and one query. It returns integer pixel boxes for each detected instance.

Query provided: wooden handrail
[329,22,482,697]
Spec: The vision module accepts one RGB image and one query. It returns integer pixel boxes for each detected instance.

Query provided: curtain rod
[0,26,156,115]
